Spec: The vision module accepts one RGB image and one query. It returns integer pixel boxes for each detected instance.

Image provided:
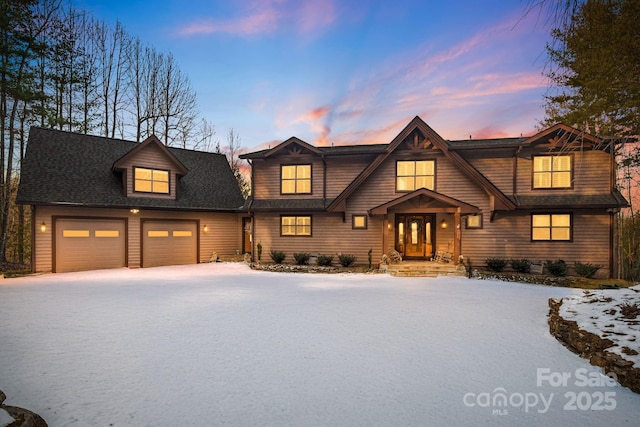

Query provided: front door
[395,214,434,259]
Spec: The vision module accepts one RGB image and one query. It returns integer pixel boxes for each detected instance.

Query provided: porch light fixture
[440,219,448,229]
[130,208,140,214]
[40,222,46,232]
[203,224,209,233]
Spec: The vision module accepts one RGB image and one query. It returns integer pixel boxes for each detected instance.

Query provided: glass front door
[395,214,434,259]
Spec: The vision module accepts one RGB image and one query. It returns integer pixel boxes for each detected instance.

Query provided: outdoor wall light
[130,208,140,214]
[440,219,448,229]
[203,224,209,233]
[40,222,46,232]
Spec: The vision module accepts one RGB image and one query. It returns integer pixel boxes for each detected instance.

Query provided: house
[241,116,628,278]
[17,127,245,273]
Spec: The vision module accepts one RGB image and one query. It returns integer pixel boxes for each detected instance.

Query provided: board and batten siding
[32,205,242,272]
[253,212,383,265]
[116,143,179,199]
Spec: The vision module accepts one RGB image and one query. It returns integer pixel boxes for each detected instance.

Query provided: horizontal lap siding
[325,156,371,198]
[253,155,324,199]
[33,205,241,272]
[461,211,611,277]
[466,157,513,195]
[254,213,383,265]
[517,150,612,195]
[117,144,179,199]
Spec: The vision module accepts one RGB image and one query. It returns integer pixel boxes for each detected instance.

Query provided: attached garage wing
[142,220,198,268]
[55,218,127,273]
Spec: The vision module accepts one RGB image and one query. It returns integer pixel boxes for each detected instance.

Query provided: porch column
[453,209,461,265]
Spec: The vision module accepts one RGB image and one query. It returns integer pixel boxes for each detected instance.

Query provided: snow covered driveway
[1,263,639,426]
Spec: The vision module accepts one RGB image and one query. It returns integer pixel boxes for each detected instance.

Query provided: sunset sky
[75,0,554,150]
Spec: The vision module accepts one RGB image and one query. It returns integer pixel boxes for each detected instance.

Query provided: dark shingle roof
[245,197,333,211]
[511,191,628,209]
[241,143,387,159]
[17,127,245,211]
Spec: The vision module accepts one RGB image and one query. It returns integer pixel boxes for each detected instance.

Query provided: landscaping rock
[0,389,47,427]
[548,298,640,394]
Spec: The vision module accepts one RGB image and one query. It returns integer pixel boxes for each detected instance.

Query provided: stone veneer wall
[548,298,640,394]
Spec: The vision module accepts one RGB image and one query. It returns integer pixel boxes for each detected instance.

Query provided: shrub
[485,258,508,272]
[546,259,568,277]
[257,242,263,262]
[574,261,602,278]
[510,258,532,274]
[317,254,334,266]
[338,254,357,267]
[620,302,639,319]
[293,252,311,265]
[270,250,286,264]
[368,248,373,269]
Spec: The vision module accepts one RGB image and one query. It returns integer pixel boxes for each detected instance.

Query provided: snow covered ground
[0,263,639,427]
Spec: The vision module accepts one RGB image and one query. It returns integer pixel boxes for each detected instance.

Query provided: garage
[55,218,127,273]
[142,220,198,268]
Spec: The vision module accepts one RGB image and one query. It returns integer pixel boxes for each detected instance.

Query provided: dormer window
[134,167,169,194]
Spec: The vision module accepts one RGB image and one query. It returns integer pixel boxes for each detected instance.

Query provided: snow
[560,286,640,368]
[0,408,14,427]
[0,263,639,426]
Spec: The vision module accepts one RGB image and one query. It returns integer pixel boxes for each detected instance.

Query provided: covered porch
[368,188,481,266]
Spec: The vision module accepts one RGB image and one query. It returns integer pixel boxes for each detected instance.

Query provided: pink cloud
[175,0,337,37]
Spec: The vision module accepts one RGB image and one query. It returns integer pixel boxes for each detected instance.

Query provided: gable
[264,137,322,158]
[327,116,515,213]
[112,135,188,176]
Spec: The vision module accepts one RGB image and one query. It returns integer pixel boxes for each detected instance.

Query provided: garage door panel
[142,221,197,268]
[56,219,126,273]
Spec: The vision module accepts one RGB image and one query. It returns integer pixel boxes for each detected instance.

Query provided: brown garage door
[142,220,198,268]
[55,218,126,273]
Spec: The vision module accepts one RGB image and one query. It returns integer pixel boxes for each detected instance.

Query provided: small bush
[270,250,286,264]
[293,252,311,265]
[485,258,508,272]
[317,254,334,266]
[510,259,532,274]
[574,261,602,278]
[257,242,263,262]
[368,248,373,269]
[620,302,639,319]
[338,254,357,267]
[546,259,568,277]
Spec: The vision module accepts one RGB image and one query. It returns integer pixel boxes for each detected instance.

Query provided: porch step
[386,261,466,278]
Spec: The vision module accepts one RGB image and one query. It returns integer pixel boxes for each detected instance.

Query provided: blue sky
[75,0,553,150]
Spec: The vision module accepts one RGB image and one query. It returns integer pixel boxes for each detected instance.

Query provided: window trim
[465,214,483,229]
[532,154,573,190]
[280,215,312,237]
[531,213,573,242]
[133,166,171,194]
[396,159,436,192]
[280,164,312,195]
[352,215,368,230]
